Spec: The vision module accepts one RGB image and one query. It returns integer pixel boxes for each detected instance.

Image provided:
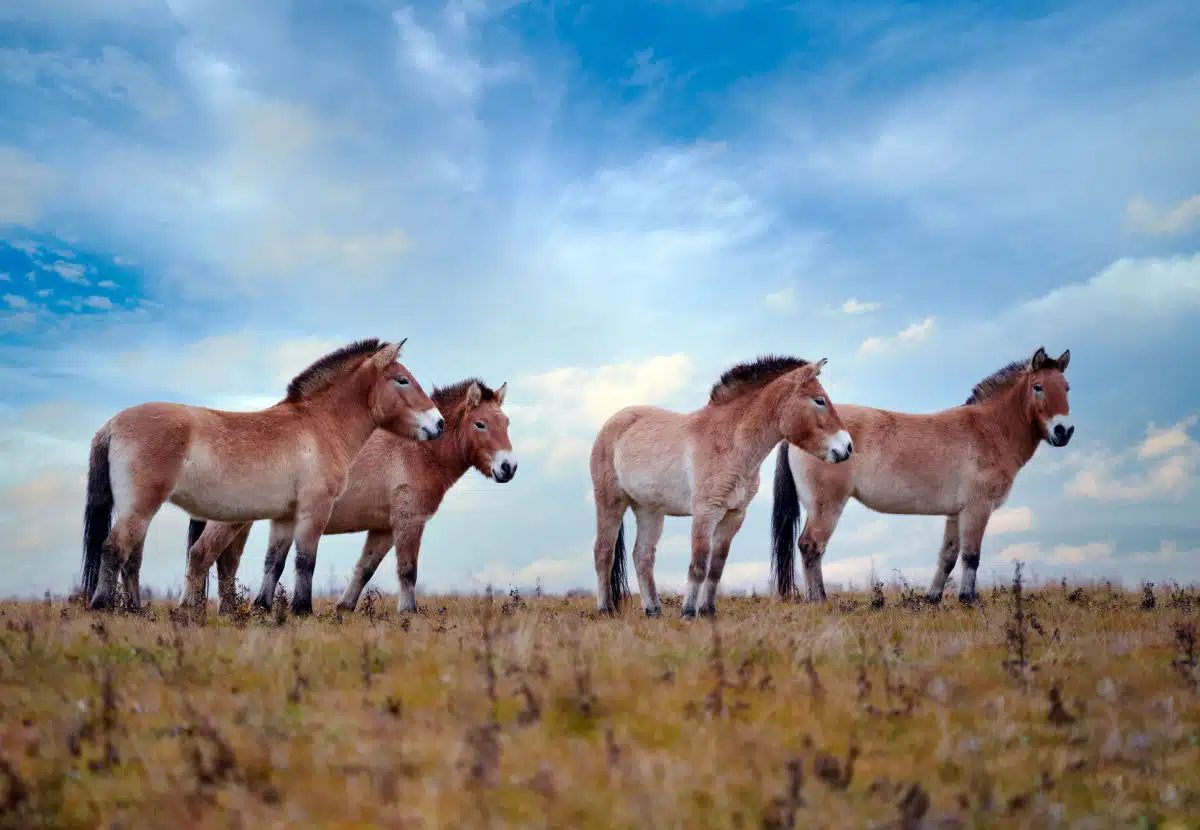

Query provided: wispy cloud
[1125,193,1200,236]
[858,316,935,356]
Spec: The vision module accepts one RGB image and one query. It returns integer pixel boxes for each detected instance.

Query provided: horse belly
[853,471,960,516]
[170,448,296,522]
[614,448,692,516]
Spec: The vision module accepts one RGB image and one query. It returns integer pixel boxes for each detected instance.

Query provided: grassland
[1,575,1198,829]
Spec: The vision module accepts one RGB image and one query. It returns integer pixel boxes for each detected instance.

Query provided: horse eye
[1033,384,1043,393]
[394,377,410,387]
[813,397,826,407]
[474,420,486,430]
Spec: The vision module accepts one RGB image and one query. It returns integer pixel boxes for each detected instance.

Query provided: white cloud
[858,316,935,355]
[0,311,36,332]
[517,354,695,472]
[391,5,515,105]
[82,296,112,310]
[46,260,88,284]
[0,272,10,281]
[841,297,881,315]
[764,285,796,312]
[1066,415,1199,503]
[989,506,1034,535]
[0,146,56,225]
[472,556,591,592]
[96,280,118,289]
[1125,194,1200,236]
[0,46,178,119]
[3,294,30,310]
[997,540,1114,566]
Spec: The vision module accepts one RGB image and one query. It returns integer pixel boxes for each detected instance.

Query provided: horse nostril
[1054,424,1066,438]
[435,418,445,433]
[845,442,854,457]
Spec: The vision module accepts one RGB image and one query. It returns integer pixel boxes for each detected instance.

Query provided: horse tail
[81,427,113,600]
[610,522,630,610]
[771,442,801,598]
[187,519,208,599]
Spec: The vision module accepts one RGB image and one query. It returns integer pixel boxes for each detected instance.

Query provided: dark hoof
[89,594,113,611]
[644,607,662,618]
[680,607,697,620]
[958,593,978,606]
[335,602,355,614]
[698,606,716,618]
[924,593,944,606]
[252,595,272,612]
[290,599,313,616]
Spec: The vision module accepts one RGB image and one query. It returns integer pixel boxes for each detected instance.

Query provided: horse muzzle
[1045,416,1074,447]
[826,430,854,463]
[416,408,445,441]
[491,451,518,483]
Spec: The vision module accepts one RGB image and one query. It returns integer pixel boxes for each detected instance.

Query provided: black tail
[188,519,208,599]
[81,429,113,600]
[771,442,801,598]
[609,522,630,611]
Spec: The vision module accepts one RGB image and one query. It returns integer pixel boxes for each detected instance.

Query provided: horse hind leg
[797,501,845,603]
[92,512,153,610]
[925,516,961,603]
[119,540,144,610]
[338,529,393,612]
[216,524,252,615]
[253,520,296,611]
[631,508,665,617]
[698,508,747,617]
[182,522,243,612]
[592,497,629,615]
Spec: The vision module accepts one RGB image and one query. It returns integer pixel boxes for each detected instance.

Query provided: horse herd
[79,338,1073,618]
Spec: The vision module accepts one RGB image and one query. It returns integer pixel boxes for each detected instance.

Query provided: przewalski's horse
[81,339,444,614]
[771,347,1073,605]
[190,379,516,614]
[592,356,852,619]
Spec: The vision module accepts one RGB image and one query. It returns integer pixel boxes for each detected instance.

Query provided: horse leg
[91,511,153,610]
[592,495,628,614]
[290,503,335,616]
[216,524,252,615]
[925,516,961,603]
[682,510,720,619]
[797,500,845,602]
[253,520,296,611]
[337,529,392,612]
[956,507,991,604]
[630,508,665,617]
[698,508,747,617]
[182,522,242,611]
[119,540,144,610]
[393,521,426,613]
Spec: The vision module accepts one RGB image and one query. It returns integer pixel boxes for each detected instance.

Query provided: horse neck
[421,418,476,494]
[706,382,786,469]
[980,383,1041,466]
[308,372,379,457]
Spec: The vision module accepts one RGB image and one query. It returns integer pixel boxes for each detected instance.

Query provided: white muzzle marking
[491,449,518,482]
[1045,414,1074,446]
[416,407,444,441]
[825,429,853,463]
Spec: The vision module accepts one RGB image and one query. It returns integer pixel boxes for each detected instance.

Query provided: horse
[591,356,852,619]
[770,347,1073,605]
[81,338,444,614]
[187,379,516,614]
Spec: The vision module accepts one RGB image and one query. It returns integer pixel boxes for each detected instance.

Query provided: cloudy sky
[1,0,1198,599]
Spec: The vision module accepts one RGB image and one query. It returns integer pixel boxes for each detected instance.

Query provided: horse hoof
[680,608,696,620]
[252,596,272,612]
[698,606,716,618]
[644,608,662,619]
[957,593,978,606]
[290,600,313,617]
[335,602,355,614]
[924,593,944,606]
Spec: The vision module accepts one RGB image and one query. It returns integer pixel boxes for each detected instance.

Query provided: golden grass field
[1,575,1198,829]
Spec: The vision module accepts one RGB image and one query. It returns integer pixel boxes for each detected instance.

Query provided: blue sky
[1,0,1198,598]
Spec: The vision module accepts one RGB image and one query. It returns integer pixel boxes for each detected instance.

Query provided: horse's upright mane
[964,361,1027,405]
[710,355,809,404]
[432,378,497,421]
[286,339,382,402]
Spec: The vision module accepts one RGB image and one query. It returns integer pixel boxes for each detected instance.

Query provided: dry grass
[1,579,1198,829]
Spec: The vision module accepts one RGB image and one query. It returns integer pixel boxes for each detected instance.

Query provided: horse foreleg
[183,522,243,612]
[337,529,392,612]
[290,504,334,616]
[797,501,845,603]
[682,511,720,619]
[925,516,961,603]
[631,508,665,617]
[956,508,991,604]
[698,508,747,617]
[216,524,252,614]
[393,521,427,613]
[253,520,295,611]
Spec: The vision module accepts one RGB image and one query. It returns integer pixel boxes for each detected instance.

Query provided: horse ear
[373,341,401,368]
[1030,347,1048,370]
[1057,349,1070,371]
[813,358,828,376]
[495,382,507,405]
[465,382,482,409]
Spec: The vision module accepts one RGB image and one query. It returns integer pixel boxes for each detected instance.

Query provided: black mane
[710,355,809,404]
[286,338,382,402]
[432,378,497,410]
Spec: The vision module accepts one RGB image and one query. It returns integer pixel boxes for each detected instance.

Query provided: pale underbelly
[615,458,692,516]
[852,480,961,517]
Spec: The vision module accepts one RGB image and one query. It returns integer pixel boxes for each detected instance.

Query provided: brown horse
[188,379,515,614]
[592,356,852,618]
[771,347,1073,604]
[81,339,444,614]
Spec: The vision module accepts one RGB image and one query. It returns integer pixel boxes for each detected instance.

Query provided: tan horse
[189,379,515,614]
[591,356,852,618]
[771,347,1073,604]
[81,339,444,613]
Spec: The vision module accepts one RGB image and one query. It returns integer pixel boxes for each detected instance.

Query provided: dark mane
[286,338,382,402]
[964,361,1026,405]
[432,378,496,409]
[710,355,809,404]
